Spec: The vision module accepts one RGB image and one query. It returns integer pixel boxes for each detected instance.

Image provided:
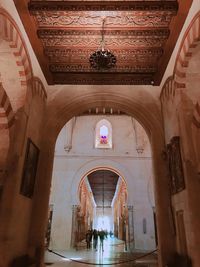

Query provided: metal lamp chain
[100,18,106,51]
[89,17,116,70]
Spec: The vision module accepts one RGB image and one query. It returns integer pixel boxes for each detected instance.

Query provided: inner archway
[77,169,129,249]
[45,110,158,266]
[29,89,175,267]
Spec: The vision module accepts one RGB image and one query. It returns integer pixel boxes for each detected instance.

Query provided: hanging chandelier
[89,18,116,70]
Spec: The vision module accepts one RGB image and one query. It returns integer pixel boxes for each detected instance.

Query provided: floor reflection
[45,237,157,267]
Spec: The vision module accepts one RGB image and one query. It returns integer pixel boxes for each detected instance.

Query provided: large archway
[160,11,200,267]
[48,140,156,258]
[77,169,129,249]
[0,1,199,266]
[0,7,33,187]
[28,88,175,267]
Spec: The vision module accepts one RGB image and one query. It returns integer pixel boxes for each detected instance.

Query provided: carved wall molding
[38,29,169,37]
[34,13,174,27]
[47,55,160,64]
[44,47,163,61]
[16,0,190,85]
[45,47,163,55]
[29,1,178,12]
[41,36,167,47]
[49,64,157,73]
[52,73,153,85]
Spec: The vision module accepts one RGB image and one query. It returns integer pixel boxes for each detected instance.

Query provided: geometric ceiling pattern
[14,1,192,85]
[88,170,119,207]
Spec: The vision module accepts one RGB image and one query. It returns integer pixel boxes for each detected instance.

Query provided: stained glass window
[100,125,108,144]
[95,119,112,149]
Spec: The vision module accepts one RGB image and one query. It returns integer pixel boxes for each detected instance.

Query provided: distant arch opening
[47,112,156,255]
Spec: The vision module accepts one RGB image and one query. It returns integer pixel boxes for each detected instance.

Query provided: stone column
[27,141,55,267]
[151,138,176,267]
[64,118,75,152]
[127,205,134,250]
[132,118,145,153]
[0,109,29,267]
[177,103,200,267]
[71,205,79,248]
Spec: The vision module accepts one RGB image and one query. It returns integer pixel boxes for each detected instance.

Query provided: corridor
[45,237,157,267]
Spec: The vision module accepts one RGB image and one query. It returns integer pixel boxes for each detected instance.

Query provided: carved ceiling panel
[14,0,192,85]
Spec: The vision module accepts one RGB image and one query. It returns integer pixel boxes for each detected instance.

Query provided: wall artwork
[20,138,40,198]
[167,136,185,194]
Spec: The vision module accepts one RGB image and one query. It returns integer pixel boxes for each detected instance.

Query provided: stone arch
[160,11,200,141]
[161,11,200,102]
[46,90,163,143]
[160,11,200,267]
[0,82,15,180]
[174,11,200,86]
[0,7,33,112]
[29,89,175,267]
[0,82,15,129]
[70,159,132,205]
[32,77,47,102]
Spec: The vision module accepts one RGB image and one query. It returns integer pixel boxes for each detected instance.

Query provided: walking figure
[98,229,105,252]
[86,230,92,249]
[93,229,98,251]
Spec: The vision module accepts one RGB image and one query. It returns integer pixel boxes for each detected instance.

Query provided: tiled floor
[45,237,157,267]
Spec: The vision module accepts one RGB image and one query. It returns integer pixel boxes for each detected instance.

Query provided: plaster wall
[50,115,155,251]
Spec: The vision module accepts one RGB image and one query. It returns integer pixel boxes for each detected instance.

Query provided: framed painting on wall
[167,136,185,194]
[20,138,40,198]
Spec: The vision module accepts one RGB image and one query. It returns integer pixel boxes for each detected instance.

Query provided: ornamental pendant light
[89,18,116,70]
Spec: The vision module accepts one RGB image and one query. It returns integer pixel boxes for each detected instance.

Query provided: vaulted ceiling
[14,1,192,85]
[88,170,119,207]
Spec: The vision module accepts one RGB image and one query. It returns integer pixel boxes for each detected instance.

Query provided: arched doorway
[28,90,175,267]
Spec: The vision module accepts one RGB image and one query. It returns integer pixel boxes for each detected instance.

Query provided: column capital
[127,205,133,211]
[72,204,80,211]
[152,206,156,212]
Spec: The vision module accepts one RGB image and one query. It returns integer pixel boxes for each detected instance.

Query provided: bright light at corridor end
[97,216,111,231]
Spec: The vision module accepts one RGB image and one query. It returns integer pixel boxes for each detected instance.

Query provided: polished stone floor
[45,237,157,267]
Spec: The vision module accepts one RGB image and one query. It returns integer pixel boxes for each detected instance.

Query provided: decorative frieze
[52,73,154,85]
[20,0,183,85]
[49,63,157,73]
[34,12,174,28]
[29,1,178,12]
[38,29,170,38]
[41,35,167,48]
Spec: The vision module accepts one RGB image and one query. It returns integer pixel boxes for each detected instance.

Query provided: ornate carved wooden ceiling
[88,170,119,207]
[14,1,192,85]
